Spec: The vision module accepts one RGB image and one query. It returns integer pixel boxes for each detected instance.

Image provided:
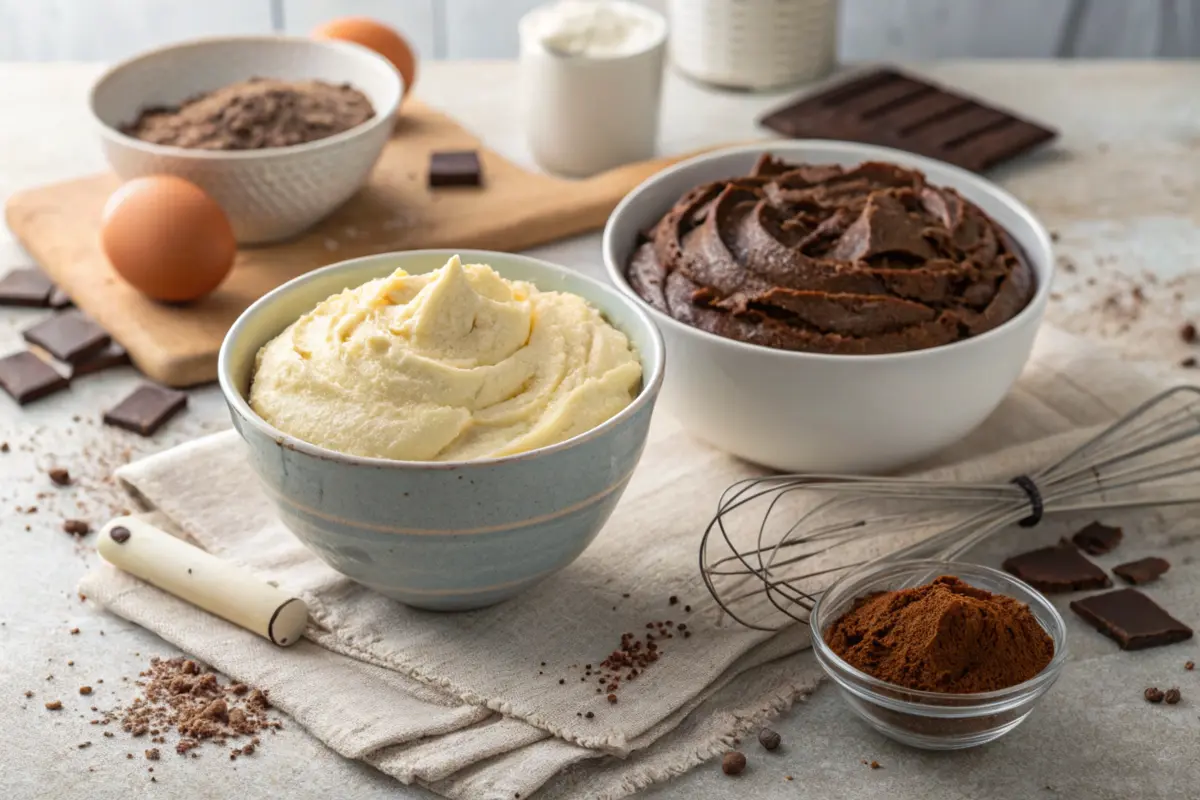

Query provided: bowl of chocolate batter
[602,142,1054,473]
[90,36,403,244]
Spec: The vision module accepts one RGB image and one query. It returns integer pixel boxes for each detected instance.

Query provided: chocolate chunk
[1181,322,1198,344]
[428,150,483,187]
[1071,521,1123,555]
[759,68,1057,172]
[109,527,132,544]
[0,351,68,405]
[102,384,187,436]
[1164,687,1182,705]
[48,287,73,310]
[23,311,111,365]
[1113,557,1171,585]
[1070,589,1193,651]
[1003,541,1112,593]
[1145,686,1165,703]
[0,268,53,307]
[61,341,130,379]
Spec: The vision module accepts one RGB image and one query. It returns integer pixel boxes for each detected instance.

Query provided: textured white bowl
[90,36,403,245]
[602,141,1054,474]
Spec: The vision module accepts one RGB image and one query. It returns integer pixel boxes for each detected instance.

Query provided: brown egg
[312,17,418,100]
[100,176,236,303]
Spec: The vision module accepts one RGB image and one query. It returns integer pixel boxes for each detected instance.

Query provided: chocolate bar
[759,68,1057,172]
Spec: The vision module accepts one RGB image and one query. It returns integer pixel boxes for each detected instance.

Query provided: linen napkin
[80,325,1173,799]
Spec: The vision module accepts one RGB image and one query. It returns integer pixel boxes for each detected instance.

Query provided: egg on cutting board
[100,176,236,303]
[312,17,418,100]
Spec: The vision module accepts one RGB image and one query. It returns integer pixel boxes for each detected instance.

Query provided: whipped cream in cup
[519,1,667,177]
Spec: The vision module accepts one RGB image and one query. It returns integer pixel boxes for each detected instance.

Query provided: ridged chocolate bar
[759,68,1057,172]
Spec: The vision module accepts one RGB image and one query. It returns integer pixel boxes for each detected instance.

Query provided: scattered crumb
[45,700,62,711]
[79,686,92,695]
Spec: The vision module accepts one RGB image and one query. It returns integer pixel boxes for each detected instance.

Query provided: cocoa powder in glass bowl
[811,561,1067,750]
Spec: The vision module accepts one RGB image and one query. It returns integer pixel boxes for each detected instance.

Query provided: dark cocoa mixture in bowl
[626,155,1036,354]
[120,77,374,150]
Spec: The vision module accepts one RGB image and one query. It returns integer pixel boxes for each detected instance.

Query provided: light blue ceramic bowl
[218,250,664,610]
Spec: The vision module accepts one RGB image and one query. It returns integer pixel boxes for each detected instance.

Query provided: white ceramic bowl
[602,141,1054,474]
[90,36,403,245]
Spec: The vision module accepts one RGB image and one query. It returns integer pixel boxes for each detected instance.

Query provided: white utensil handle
[96,516,308,647]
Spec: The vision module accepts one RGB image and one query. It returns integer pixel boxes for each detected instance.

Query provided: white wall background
[0,0,1198,62]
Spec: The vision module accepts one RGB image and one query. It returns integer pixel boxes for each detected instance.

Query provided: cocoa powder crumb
[45,700,62,710]
[48,467,71,486]
[721,751,746,776]
[1182,323,1198,344]
[69,627,79,635]
[79,686,92,695]
[62,519,90,536]
[145,748,160,761]
[108,656,282,764]
[870,761,882,769]
[1186,661,1195,671]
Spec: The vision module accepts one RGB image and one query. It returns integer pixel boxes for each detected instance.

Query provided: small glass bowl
[810,560,1068,750]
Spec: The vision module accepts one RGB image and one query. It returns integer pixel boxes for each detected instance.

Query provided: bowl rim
[88,34,403,161]
[601,140,1055,364]
[809,558,1069,707]
[217,248,666,471]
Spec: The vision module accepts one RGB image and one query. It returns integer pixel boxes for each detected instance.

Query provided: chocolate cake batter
[625,156,1035,354]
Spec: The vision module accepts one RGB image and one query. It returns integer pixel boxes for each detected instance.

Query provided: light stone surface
[1,60,1199,800]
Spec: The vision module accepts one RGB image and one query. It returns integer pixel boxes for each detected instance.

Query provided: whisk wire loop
[702,386,1200,631]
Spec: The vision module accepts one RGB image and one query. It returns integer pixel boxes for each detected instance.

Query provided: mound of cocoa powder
[120,78,374,150]
[825,575,1054,693]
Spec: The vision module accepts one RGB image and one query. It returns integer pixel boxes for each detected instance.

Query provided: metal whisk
[701,385,1200,631]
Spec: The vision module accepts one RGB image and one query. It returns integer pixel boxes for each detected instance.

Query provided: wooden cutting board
[5,100,705,387]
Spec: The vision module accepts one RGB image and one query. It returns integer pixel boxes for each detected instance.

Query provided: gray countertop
[2,60,1200,800]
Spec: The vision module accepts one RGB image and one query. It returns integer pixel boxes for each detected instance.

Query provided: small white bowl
[602,141,1054,474]
[90,36,403,245]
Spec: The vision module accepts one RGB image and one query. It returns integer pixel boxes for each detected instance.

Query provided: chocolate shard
[22,311,111,365]
[759,68,1057,173]
[1070,589,1193,651]
[428,150,483,188]
[102,383,187,437]
[1113,557,1171,586]
[0,351,68,405]
[48,286,73,309]
[0,267,54,307]
[1002,541,1111,593]
[32,340,131,380]
[1070,521,1123,555]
